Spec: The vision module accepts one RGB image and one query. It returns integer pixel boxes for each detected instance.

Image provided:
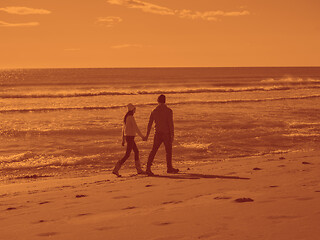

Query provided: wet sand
[1,150,320,240]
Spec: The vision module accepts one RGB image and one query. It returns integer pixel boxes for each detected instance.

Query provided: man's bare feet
[146,170,155,176]
[167,168,179,174]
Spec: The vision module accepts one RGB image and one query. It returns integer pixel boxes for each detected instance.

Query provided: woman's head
[127,103,136,113]
[124,103,136,123]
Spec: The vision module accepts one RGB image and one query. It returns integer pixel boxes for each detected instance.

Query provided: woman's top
[123,115,144,138]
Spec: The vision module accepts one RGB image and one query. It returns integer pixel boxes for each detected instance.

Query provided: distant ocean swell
[1,94,320,113]
[1,85,320,99]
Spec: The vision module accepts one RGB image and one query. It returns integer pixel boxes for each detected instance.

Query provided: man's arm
[145,112,154,141]
[169,109,174,143]
[121,124,125,146]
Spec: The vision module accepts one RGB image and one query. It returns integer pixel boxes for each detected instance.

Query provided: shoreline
[1,149,320,239]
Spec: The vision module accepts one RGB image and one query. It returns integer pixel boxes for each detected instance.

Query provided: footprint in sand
[113,196,129,199]
[162,201,183,205]
[107,189,120,193]
[77,213,92,217]
[302,161,312,165]
[122,206,137,210]
[96,226,118,231]
[94,180,110,184]
[153,222,172,226]
[75,194,87,198]
[198,233,217,239]
[253,167,262,170]
[59,185,72,189]
[6,207,17,211]
[234,198,254,203]
[37,232,58,237]
[28,190,40,194]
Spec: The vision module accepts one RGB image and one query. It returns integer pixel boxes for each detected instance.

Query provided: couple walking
[113,94,179,177]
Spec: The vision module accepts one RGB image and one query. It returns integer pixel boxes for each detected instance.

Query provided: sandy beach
[1,0,320,239]
[1,149,319,240]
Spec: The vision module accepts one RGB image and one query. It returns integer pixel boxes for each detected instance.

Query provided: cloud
[179,10,250,21]
[106,0,249,21]
[0,20,39,27]
[111,44,142,49]
[96,16,123,27]
[107,0,175,16]
[0,6,51,15]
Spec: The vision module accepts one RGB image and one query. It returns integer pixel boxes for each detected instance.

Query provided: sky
[0,0,319,68]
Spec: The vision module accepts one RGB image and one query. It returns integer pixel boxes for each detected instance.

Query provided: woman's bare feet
[112,170,122,177]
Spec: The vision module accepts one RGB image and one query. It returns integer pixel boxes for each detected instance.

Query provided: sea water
[1,67,320,180]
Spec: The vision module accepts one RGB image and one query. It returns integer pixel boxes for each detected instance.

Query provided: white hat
[127,103,135,111]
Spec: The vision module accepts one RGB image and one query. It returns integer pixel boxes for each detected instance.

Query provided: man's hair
[157,94,166,103]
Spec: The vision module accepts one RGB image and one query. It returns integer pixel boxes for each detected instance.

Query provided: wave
[1,85,320,99]
[0,91,134,99]
[0,152,111,170]
[261,77,320,84]
[0,152,38,163]
[1,95,320,113]
[0,128,119,137]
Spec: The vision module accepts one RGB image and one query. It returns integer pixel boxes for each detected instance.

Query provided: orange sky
[0,0,319,68]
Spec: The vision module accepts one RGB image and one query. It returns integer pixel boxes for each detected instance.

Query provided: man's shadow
[149,172,250,180]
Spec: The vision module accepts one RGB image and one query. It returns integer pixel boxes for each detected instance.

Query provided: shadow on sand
[150,173,250,180]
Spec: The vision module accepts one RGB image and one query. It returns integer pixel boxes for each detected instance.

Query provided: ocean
[1,67,320,181]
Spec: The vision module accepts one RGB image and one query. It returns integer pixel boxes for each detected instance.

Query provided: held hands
[121,140,125,146]
[142,136,148,141]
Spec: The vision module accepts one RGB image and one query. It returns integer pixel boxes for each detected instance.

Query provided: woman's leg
[113,136,134,176]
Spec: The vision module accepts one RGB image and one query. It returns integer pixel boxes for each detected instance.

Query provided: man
[144,94,179,176]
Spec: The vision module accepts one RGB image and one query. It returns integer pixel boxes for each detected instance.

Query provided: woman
[112,103,145,177]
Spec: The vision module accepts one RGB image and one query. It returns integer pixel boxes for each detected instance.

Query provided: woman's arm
[133,117,144,139]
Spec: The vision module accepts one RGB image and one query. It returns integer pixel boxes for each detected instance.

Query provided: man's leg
[163,134,179,173]
[163,133,173,170]
[146,133,163,175]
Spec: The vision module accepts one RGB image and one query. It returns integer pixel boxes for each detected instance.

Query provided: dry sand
[1,150,320,240]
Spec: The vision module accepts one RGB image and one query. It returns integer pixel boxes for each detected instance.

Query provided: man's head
[157,94,166,104]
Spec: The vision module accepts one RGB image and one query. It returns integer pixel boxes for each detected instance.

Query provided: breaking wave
[1,85,320,99]
[1,94,319,113]
[0,152,112,170]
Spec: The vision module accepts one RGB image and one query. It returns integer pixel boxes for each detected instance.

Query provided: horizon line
[1,65,320,70]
